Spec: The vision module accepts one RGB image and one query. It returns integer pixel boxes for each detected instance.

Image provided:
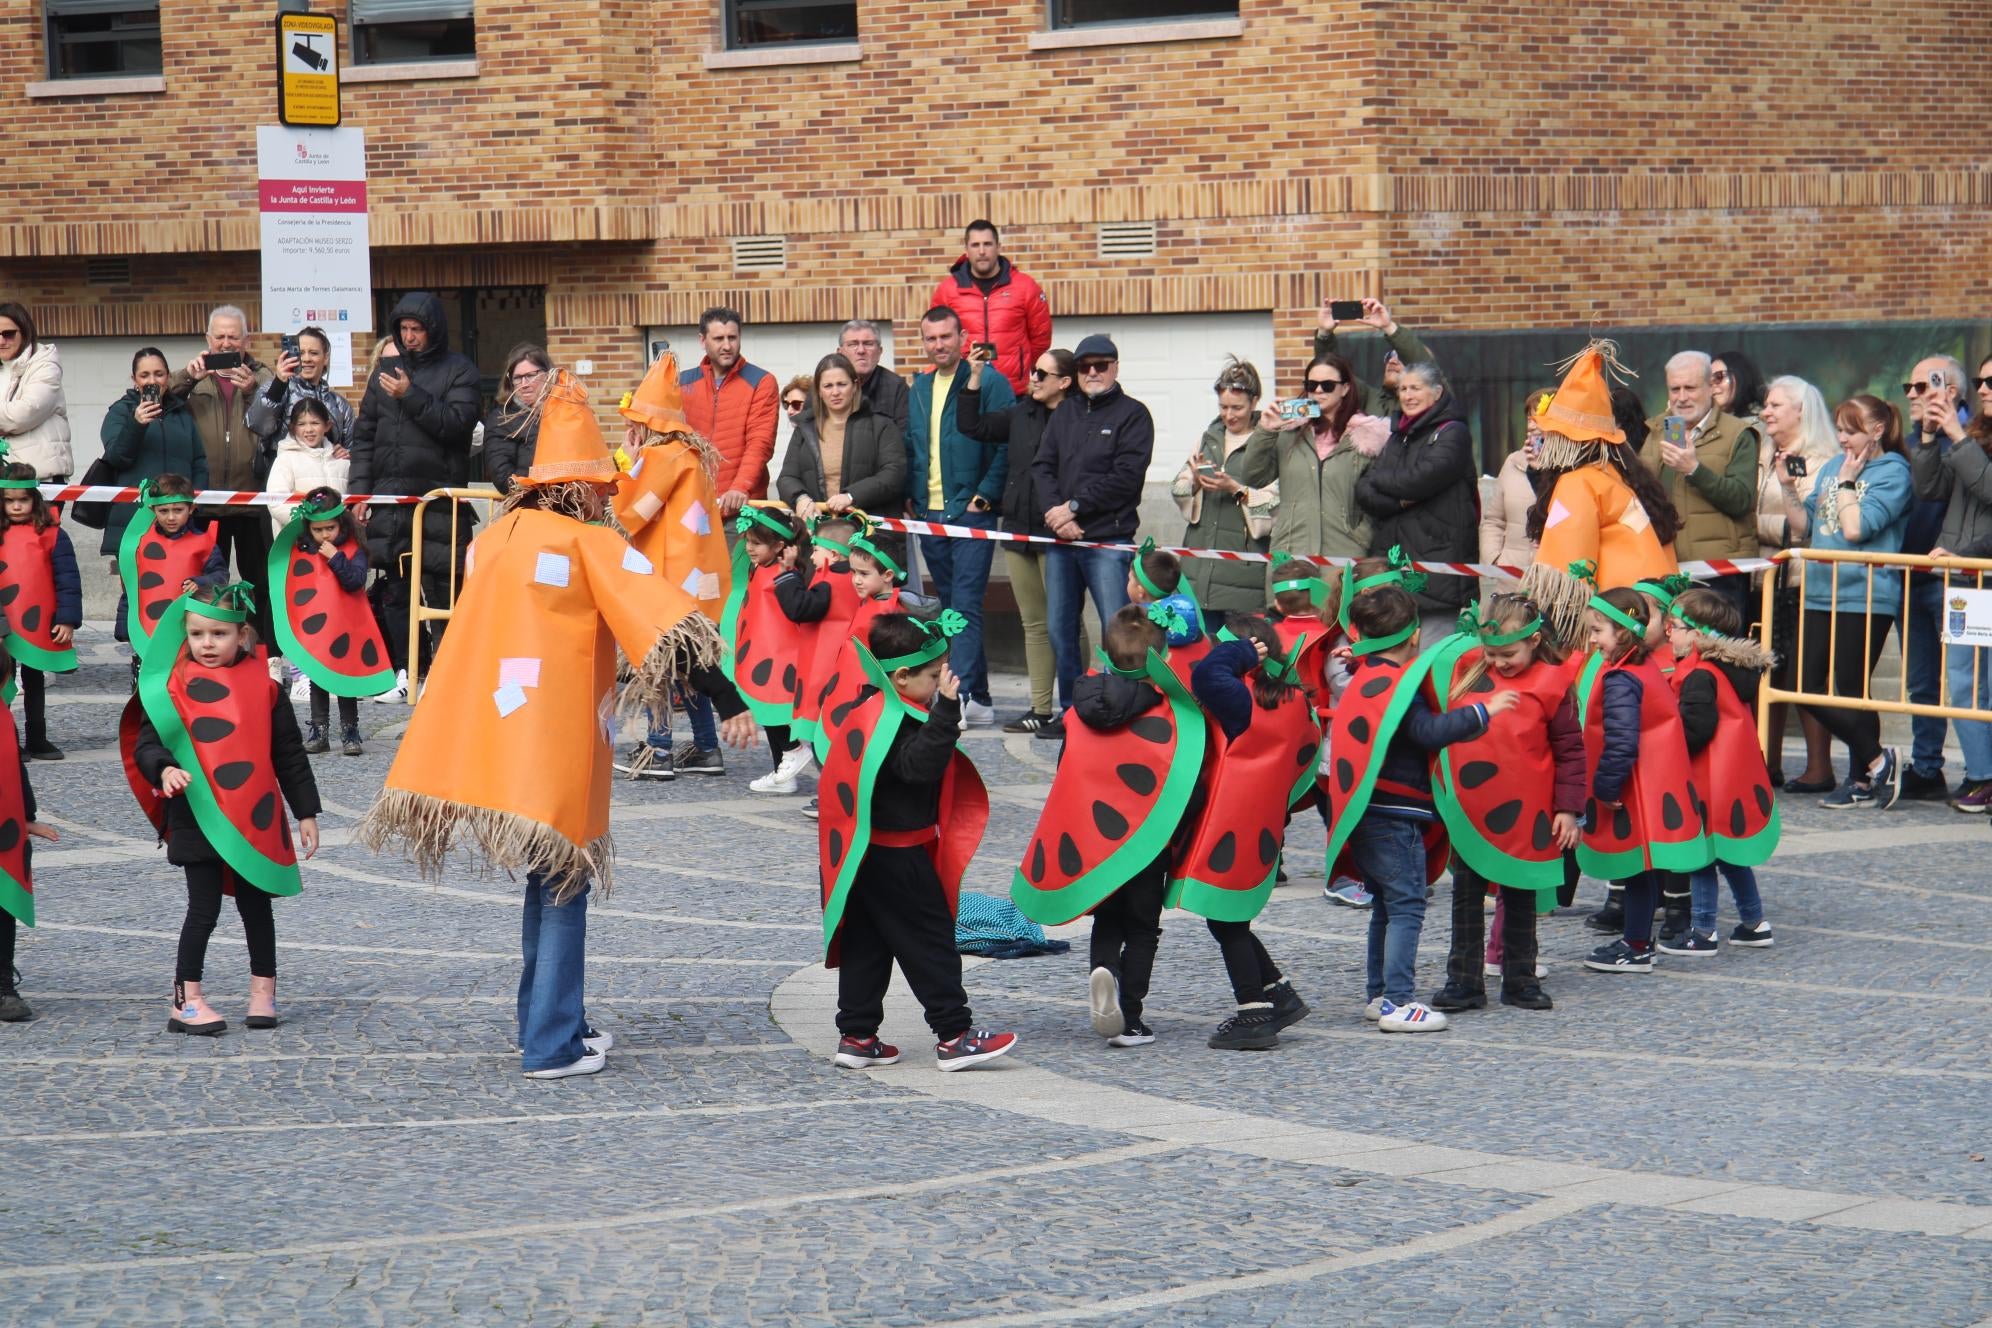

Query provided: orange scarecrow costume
[1521,342,1679,641]
[359,371,721,895]
[612,352,732,624]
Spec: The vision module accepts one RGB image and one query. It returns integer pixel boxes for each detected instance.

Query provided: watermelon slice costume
[787,563,862,747]
[1011,648,1207,926]
[810,590,902,762]
[1322,653,1452,888]
[134,595,305,896]
[267,512,394,698]
[1671,648,1780,866]
[0,523,77,673]
[1272,614,1333,723]
[118,502,218,658]
[817,642,988,966]
[1577,650,1712,878]
[719,531,801,729]
[0,705,35,926]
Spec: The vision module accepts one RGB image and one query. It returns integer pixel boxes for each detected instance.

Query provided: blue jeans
[518,873,590,1071]
[916,508,996,703]
[1689,862,1764,936]
[1944,639,1992,780]
[1349,814,1429,1004]
[1044,542,1134,710]
[1905,577,1946,776]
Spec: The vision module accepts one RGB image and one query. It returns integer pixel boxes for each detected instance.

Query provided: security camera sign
[278,12,340,127]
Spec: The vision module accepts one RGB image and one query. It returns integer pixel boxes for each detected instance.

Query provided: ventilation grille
[732,235,787,272]
[1097,221,1157,259]
[85,256,131,285]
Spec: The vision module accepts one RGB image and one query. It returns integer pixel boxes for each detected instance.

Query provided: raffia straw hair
[499,477,603,521]
[357,790,615,902]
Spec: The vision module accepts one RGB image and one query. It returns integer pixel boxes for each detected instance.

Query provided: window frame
[723,0,859,51]
[348,0,476,67]
[42,0,163,82]
[1046,0,1238,30]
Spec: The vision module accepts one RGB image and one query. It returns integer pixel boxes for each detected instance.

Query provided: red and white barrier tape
[38,485,430,508]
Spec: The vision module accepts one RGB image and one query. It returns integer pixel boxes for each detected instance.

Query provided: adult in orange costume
[360,370,721,1079]
[1521,342,1682,643]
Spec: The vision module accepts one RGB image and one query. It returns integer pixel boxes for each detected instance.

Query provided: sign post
[257,126,371,337]
[277,11,340,128]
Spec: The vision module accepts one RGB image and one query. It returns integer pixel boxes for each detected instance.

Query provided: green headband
[187,583,256,624]
[876,608,965,672]
[1271,551,1329,598]
[1455,602,1545,647]
[1632,572,1694,609]
[1336,545,1427,631]
[1348,621,1417,656]
[1261,631,1309,683]
[735,504,797,543]
[848,533,904,581]
[0,445,37,490]
[1094,646,1147,679]
[1669,604,1727,638]
[1132,537,1176,601]
[812,534,851,557]
[140,480,194,509]
[295,498,347,523]
[1588,593,1647,636]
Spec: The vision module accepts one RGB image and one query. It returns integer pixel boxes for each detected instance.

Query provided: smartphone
[1784,454,1808,478]
[377,355,404,379]
[140,384,161,405]
[280,334,300,361]
[202,351,244,371]
[1329,299,1364,322]
[1930,370,1947,393]
[1661,415,1687,446]
[972,341,997,359]
[1278,398,1323,421]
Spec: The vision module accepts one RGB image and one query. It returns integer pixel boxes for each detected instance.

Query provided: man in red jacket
[679,306,778,516]
[930,221,1052,397]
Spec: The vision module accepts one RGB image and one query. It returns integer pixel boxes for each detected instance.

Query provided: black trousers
[1207,918,1283,1007]
[379,564,458,675]
[1445,861,1539,989]
[836,845,971,1042]
[11,664,46,749]
[1088,857,1167,1021]
[1797,608,1895,773]
[308,683,360,729]
[1618,871,1660,947]
[210,516,276,646]
[176,862,277,983]
[767,724,793,763]
[0,907,14,983]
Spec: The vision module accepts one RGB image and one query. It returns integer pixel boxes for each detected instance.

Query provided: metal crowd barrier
[403,486,498,700]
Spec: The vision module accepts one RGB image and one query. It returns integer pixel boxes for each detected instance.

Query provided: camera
[1278,398,1322,422]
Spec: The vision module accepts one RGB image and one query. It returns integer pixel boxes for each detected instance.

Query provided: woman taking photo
[1241,353,1387,577]
[1756,373,1841,791]
[1172,357,1276,613]
[1777,384,1914,809]
[482,344,552,493]
[775,352,905,521]
[246,325,355,474]
[1921,356,1992,811]
[1356,360,1481,641]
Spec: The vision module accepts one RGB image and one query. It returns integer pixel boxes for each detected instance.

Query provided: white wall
[54,335,209,474]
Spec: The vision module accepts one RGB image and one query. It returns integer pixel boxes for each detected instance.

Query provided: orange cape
[611,437,731,623]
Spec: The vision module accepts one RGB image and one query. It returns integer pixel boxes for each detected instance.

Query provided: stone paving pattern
[2,635,1989,1326]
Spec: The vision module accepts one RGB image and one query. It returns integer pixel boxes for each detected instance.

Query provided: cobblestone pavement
[4,633,1989,1326]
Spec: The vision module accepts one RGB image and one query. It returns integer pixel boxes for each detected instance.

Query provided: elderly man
[1907,353,1978,805]
[170,305,275,642]
[838,319,907,432]
[1639,350,1762,624]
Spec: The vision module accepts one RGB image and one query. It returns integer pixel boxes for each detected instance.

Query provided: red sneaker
[833,1035,901,1068]
[935,1028,1017,1072]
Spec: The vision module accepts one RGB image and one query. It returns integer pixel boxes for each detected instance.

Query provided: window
[1051,0,1236,26]
[43,0,161,80]
[350,0,475,66]
[726,0,857,49]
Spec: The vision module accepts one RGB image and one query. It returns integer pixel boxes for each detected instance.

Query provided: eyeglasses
[1305,377,1346,393]
[1710,370,1730,384]
[1076,360,1115,375]
[782,398,807,411]
[511,368,545,383]
[1904,381,1934,395]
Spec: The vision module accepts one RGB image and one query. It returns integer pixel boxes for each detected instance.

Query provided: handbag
[66,455,120,530]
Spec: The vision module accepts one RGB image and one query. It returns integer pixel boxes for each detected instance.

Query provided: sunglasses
[1305,378,1346,392]
[782,398,807,410]
[1710,370,1730,383]
[0,329,19,341]
[1077,360,1115,375]
[1029,368,1063,382]
[1904,381,1935,395]
[1975,377,1992,391]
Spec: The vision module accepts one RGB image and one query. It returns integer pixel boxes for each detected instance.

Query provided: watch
[1066,499,1080,515]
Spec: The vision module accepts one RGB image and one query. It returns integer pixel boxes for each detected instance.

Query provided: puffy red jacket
[680,357,778,499]
[930,256,1053,395]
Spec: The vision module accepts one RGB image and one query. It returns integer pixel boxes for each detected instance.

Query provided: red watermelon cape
[1576,650,1712,879]
[1428,636,1575,897]
[809,590,902,763]
[136,600,302,896]
[816,643,988,966]
[719,547,800,728]
[1322,653,1451,888]
[1011,648,1207,925]
[1671,648,1780,866]
[118,511,218,659]
[787,563,862,747]
[0,705,33,925]
[0,523,76,673]
[1272,614,1334,724]
[266,516,394,697]
[1167,680,1321,923]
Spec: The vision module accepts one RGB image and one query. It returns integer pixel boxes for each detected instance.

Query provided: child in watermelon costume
[1123,539,1208,683]
[1426,594,1585,1015]
[268,486,388,758]
[1176,614,1318,1051]
[719,502,811,795]
[1656,587,1777,957]
[1323,583,1510,1034]
[1578,586,1713,976]
[114,472,222,684]
[772,514,862,817]
[1012,606,1205,1046]
[1270,555,1369,908]
[820,612,1016,1073]
[0,673,62,1023]
[0,459,82,759]
[1630,572,1698,943]
[808,527,908,764]
[132,584,322,1036]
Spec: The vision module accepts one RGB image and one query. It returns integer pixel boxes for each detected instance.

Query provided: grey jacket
[1909,435,1992,576]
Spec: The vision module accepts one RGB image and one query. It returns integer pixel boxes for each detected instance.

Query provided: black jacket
[774,401,907,513]
[860,368,909,433]
[1355,391,1478,612]
[867,691,964,833]
[1678,658,1758,756]
[1070,671,1163,733]
[481,402,538,494]
[1032,384,1154,541]
[958,390,1057,536]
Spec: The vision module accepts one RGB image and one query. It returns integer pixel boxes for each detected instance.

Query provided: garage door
[54,335,209,474]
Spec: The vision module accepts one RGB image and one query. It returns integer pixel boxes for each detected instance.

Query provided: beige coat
[0,342,72,478]
[1478,449,1537,598]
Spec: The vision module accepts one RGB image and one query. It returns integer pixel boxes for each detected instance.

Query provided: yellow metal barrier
[403,486,498,701]
[1756,547,1992,757]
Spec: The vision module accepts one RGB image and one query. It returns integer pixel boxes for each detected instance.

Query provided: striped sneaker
[1376,1000,1448,1033]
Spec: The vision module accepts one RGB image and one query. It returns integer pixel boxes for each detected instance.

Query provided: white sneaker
[1363,997,1387,1022]
[960,699,997,729]
[1088,966,1124,1038]
[1377,1000,1448,1033]
[370,668,410,704]
[523,1048,606,1079]
[289,674,312,703]
[749,768,798,795]
[774,745,815,784]
[582,1029,614,1054]
[1484,961,1550,979]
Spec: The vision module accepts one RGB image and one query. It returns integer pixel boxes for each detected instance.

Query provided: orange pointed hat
[619,351,692,437]
[520,369,620,487]
[1537,341,1626,446]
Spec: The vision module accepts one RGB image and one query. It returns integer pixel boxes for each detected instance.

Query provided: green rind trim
[1572,651,1604,718]
[1321,648,1444,870]
[266,518,396,699]
[1011,649,1207,926]
[118,506,157,653]
[137,599,302,898]
[718,539,794,727]
[1170,866,1276,923]
[1648,832,1714,873]
[6,636,76,674]
[1709,800,1781,868]
[1429,635,1564,891]
[1576,841,1648,881]
[0,872,32,927]
[820,642,904,957]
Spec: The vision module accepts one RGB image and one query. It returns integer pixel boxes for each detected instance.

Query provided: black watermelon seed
[329,633,351,659]
[1344,715,1371,744]
[140,542,166,561]
[1028,839,1045,884]
[1208,831,1236,873]
[213,760,255,790]
[1583,798,1599,833]
[1469,673,1496,694]
[0,585,17,608]
[844,727,864,759]
[1336,757,1356,792]
[827,828,843,866]
[301,613,328,635]
[1258,827,1279,866]
[19,605,40,632]
[1730,801,1748,837]
[835,782,855,815]
[750,658,774,687]
[735,639,750,663]
[1484,799,1523,834]
[1754,784,1773,816]
[1296,743,1317,768]
[1057,833,1083,876]
[145,599,168,621]
[250,791,278,831]
[0,820,18,853]
[293,558,313,577]
[1128,715,1172,744]
[782,664,797,694]
[1531,810,1554,850]
[1115,763,1157,796]
[360,640,381,668]
[293,587,317,606]
[185,676,230,703]
[1092,800,1129,841]
[190,716,236,743]
[1611,806,1633,840]
[1458,760,1500,789]
[1359,674,1392,698]
[1661,793,1685,831]
[139,571,165,590]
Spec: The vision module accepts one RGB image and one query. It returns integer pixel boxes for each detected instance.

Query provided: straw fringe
[1538,434,1598,470]
[617,612,722,723]
[1698,634,1776,672]
[1521,560,1596,647]
[1551,338,1637,383]
[358,788,612,901]
[499,479,604,522]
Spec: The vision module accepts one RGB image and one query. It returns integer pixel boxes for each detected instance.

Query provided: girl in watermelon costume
[775,514,862,818]
[114,472,220,685]
[1269,555,1369,906]
[1426,594,1584,1015]
[808,527,908,764]
[1012,606,1205,1046]
[0,460,82,759]
[1656,587,1777,957]
[0,673,61,1023]
[819,612,1016,1073]
[1176,614,1318,1051]
[132,584,322,1035]
[1578,587,1713,975]
[721,502,811,795]
[268,486,390,757]
[1123,539,1208,684]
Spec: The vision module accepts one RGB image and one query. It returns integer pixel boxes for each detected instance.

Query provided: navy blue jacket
[1190,638,1262,742]
[1592,670,1643,803]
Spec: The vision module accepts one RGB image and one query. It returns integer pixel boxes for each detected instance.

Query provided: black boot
[1584,885,1625,933]
[1658,898,1691,947]
[1501,980,1554,1011]
[1208,1005,1280,1051]
[1430,980,1487,1012]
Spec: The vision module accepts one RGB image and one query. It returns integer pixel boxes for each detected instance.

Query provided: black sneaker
[1002,710,1055,734]
[1032,716,1066,742]
[1658,930,1719,957]
[1870,747,1903,811]
[1108,1019,1155,1047]
[1266,979,1310,1031]
[1584,902,1625,934]
[26,741,62,761]
[1429,981,1487,1012]
[675,745,725,776]
[1207,1006,1280,1050]
[302,722,330,755]
[340,724,365,757]
[0,970,29,1023]
[1657,906,1691,948]
[1903,766,1952,802]
[1729,920,1775,948]
[1499,981,1553,1010]
[1583,939,1655,974]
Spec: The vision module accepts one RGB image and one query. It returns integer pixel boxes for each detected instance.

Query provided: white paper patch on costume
[492,684,529,718]
[497,657,541,690]
[1623,498,1652,533]
[681,500,711,536]
[697,569,722,601]
[632,490,664,521]
[622,546,655,576]
[1545,499,1572,530]
[534,552,571,588]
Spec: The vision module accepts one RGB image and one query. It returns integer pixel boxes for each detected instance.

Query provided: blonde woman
[1173,356,1277,612]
